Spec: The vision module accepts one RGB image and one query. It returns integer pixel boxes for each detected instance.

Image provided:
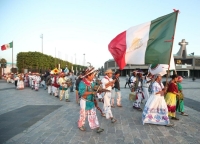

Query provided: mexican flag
[108,11,178,70]
[1,42,13,51]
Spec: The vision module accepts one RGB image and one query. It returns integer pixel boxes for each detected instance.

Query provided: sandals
[165,123,174,127]
[78,126,85,131]
[133,106,142,111]
[96,128,104,133]
[171,117,179,120]
[111,118,117,123]
[101,113,106,117]
[117,105,123,107]
[181,113,188,116]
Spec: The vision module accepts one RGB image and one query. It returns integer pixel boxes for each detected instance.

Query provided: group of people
[125,70,188,127]
[77,67,122,133]
[3,65,77,102]
[3,64,188,133]
[75,66,188,133]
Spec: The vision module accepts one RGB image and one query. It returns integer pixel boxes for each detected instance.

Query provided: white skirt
[142,94,170,125]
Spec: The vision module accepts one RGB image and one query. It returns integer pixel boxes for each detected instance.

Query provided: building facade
[104,39,200,78]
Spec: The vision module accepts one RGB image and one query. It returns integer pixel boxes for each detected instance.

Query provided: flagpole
[12,41,13,72]
[166,10,179,85]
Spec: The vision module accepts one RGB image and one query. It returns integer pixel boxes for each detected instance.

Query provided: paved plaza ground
[0,77,200,144]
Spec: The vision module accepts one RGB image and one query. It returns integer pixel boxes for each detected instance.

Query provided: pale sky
[0,0,200,69]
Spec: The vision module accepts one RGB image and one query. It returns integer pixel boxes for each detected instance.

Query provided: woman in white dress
[142,73,152,102]
[17,75,24,90]
[142,74,173,127]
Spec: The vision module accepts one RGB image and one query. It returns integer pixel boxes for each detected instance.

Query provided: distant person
[176,76,188,116]
[124,74,130,88]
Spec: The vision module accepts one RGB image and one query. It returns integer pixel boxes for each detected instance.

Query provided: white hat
[104,69,113,74]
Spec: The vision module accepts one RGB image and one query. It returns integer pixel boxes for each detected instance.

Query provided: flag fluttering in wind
[149,53,176,76]
[1,42,13,51]
[108,11,178,70]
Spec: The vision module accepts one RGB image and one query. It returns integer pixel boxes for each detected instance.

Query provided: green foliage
[0,58,7,69]
[0,58,7,64]
[16,52,86,73]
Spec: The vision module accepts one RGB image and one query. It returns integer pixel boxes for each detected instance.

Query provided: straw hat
[81,64,98,78]
[104,69,113,74]
[52,68,60,74]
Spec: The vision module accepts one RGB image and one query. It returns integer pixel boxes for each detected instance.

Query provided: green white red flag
[1,42,13,51]
[108,11,178,70]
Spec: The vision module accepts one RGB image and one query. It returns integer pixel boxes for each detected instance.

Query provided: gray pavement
[0,77,200,144]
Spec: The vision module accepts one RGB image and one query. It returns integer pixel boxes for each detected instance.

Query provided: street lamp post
[192,52,195,81]
[83,54,85,66]
[40,34,43,53]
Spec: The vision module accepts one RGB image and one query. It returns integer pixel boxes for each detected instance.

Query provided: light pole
[40,34,43,53]
[83,54,85,66]
[75,53,76,64]
[192,52,195,81]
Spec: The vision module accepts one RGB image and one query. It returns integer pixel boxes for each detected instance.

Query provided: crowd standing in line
[2,64,188,132]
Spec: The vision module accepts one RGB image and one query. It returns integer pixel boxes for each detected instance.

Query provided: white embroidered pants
[104,92,113,119]
[47,85,52,94]
[143,87,150,102]
[52,86,58,96]
[59,89,69,100]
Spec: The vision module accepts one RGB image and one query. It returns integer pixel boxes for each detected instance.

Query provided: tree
[16,52,86,73]
[0,58,7,74]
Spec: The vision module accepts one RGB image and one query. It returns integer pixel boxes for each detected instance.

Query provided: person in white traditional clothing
[101,69,117,123]
[130,71,137,88]
[24,74,29,87]
[46,71,54,95]
[133,71,145,111]
[17,74,24,90]
[142,73,153,102]
[34,73,41,91]
[142,74,174,127]
[7,73,14,83]
[58,72,70,102]
[51,69,60,97]
[30,73,36,89]
[28,72,32,87]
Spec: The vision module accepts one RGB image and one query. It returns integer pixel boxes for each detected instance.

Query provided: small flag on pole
[1,42,13,51]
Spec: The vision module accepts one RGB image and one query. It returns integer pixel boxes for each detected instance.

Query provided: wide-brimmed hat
[52,68,60,74]
[81,65,98,78]
[104,69,113,74]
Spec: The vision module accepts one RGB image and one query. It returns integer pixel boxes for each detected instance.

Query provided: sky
[0,0,200,69]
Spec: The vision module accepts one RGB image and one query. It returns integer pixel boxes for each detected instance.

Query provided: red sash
[52,76,59,88]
